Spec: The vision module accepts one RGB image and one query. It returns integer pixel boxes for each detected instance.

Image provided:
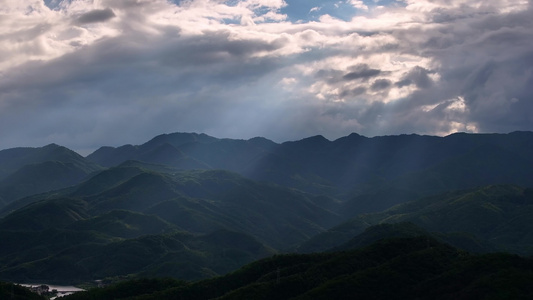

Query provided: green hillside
[0,229,273,284]
[299,185,533,254]
[63,237,533,300]
[0,144,102,207]
[0,164,340,283]
[68,210,176,238]
[1,131,533,290]
[0,198,89,231]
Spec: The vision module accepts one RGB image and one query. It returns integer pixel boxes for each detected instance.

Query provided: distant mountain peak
[43,143,61,148]
[347,132,363,138]
[304,134,329,141]
[284,135,330,147]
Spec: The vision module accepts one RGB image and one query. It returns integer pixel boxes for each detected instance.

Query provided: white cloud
[0,0,531,151]
[347,0,368,11]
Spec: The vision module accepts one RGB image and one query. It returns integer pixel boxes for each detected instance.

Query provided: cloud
[342,64,382,81]
[75,8,116,24]
[348,0,368,11]
[370,79,392,91]
[396,66,433,89]
[0,0,532,153]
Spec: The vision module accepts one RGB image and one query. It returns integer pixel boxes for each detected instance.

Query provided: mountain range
[0,131,533,288]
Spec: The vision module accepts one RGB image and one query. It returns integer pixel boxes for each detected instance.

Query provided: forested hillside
[1,131,532,294]
[63,236,533,300]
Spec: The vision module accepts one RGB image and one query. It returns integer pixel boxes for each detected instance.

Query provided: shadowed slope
[298,185,533,254]
[64,237,533,300]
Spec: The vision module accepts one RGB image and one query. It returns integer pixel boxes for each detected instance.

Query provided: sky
[1,0,532,154]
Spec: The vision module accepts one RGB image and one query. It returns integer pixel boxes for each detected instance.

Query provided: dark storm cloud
[342,64,381,81]
[429,7,533,134]
[340,86,367,98]
[396,66,433,89]
[0,16,290,151]
[158,30,288,67]
[2,0,533,153]
[348,2,532,136]
[370,79,391,91]
[314,64,384,88]
[75,8,116,24]
[459,52,533,133]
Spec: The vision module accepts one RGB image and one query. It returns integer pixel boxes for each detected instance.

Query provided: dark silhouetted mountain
[0,161,94,205]
[87,133,219,168]
[86,144,137,167]
[0,144,102,206]
[389,142,533,194]
[85,131,533,215]
[70,164,147,197]
[329,222,432,252]
[0,144,100,179]
[178,138,278,172]
[329,222,496,254]
[64,237,533,300]
[298,185,533,255]
[140,132,219,151]
[139,143,210,169]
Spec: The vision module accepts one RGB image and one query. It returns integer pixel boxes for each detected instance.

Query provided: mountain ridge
[84,131,533,202]
[1,131,533,287]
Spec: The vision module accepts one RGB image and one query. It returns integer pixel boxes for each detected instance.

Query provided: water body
[20,284,84,298]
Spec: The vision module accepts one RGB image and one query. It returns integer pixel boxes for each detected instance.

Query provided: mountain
[0,229,274,284]
[330,222,496,254]
[68,210,175,239]
[85,131,533,215]
[0,198,89,231]
[0,172,280,283]
[0,144,100,180]
[63,236,533,300]
[0,144,102,206]
[0,162,340,283]
[298,185,533,254]
[87,133,219,168]
[7,183,528,285]
[2,131,533,287]
[7,162,340,249]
